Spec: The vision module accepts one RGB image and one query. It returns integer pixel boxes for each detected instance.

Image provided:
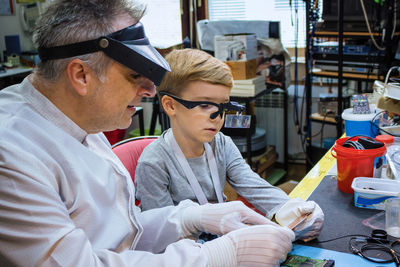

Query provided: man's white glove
[180,201,275,237]
[274,198,324,242]
[201,225,295,267]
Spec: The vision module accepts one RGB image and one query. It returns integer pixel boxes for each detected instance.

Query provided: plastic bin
[342,107,380,138]
[331,137,386,193]
[351,177,400,210]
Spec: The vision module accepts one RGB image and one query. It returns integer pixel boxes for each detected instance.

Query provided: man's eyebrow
[130,73,142,78]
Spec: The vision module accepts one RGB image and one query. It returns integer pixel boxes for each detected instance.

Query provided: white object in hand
[275,198,324,241]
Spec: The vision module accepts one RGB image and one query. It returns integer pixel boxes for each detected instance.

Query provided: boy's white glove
[181,201,275,237]
[274,198,324,242]
[202,225,295,267]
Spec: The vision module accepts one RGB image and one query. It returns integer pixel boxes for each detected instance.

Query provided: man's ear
[66,59,92,96]
[161,95,176,117]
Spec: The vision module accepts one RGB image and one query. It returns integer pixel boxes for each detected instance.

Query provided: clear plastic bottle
[376,135,400,179]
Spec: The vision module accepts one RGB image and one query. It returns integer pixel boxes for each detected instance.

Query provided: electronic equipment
[312,52,385,63]
[312,42,384,74]
[314,60,380,74]
[312,43,381,56]
[320,0,399,32]
[282,254,334,267]
[318,95,350,117]
[311,41,386,74]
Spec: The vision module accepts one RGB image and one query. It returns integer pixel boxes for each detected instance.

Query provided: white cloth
[274,198,324,241]
[181,201,276,236]
[202,225,295,267]
[0,77,210,266]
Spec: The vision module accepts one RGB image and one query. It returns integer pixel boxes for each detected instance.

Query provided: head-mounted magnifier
[159,91,245,119]
[38,22,170,86]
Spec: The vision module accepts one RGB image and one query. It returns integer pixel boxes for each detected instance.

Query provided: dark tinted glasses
[159,91,244,119]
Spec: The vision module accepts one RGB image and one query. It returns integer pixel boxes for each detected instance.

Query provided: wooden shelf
[311,113,338,124]
[311,69,384,80]
[313,31,400,37]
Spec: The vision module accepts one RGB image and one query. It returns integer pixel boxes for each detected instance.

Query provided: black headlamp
[38,22,170,86]
[159,92,245,119]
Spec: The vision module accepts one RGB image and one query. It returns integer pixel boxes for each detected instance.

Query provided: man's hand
[180,201,276,237]
[202,225,295,267]
[274,198,324,242]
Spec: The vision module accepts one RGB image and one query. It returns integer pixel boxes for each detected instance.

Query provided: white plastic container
[351,177,400,210]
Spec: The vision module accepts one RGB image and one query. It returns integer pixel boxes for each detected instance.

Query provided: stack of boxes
[230,75,265,97]
[214,33,258,80]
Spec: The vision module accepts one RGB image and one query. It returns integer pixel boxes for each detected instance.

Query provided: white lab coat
[0,77,208,266]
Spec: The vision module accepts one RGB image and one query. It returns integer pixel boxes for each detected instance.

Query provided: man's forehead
[113,15,137,32]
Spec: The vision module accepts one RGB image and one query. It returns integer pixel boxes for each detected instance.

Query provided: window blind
[208,0,307,48]
[208,0,246,20]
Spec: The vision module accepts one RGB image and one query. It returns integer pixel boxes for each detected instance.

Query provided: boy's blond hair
[157,48,233,97]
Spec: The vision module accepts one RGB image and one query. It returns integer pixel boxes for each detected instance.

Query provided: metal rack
[304,0,397,169]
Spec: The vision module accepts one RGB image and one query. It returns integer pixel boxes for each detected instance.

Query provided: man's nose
[137,79,156,97]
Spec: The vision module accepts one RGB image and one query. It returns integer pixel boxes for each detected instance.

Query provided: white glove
[181,201,276,237]
[274,198,324,242]
[202,225,295,267]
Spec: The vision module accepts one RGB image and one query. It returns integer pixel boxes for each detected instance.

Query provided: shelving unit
[230,84,288,173]
[304,0,398,169]
[311,113,338,125]
[312,69,384,80]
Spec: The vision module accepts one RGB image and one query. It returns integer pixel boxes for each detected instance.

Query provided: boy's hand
[275,198,324,241]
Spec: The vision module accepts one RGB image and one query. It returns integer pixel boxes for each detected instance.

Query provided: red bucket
[331,137,386,194]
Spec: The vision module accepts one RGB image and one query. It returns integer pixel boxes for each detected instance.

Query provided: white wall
[0,0,34,60]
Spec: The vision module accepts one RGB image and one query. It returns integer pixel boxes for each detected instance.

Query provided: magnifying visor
[38,22,171,86]
[159,91,245,119]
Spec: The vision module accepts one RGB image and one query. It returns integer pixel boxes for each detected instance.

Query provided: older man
[0,0,294,266]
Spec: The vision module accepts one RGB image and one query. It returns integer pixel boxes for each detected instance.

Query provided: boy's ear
[161,95,177,117]
[66,59,93,96]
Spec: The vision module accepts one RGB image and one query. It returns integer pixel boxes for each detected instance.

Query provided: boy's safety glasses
[159,91,245,119]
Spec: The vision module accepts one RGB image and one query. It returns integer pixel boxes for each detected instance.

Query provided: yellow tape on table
[289,148,336,200]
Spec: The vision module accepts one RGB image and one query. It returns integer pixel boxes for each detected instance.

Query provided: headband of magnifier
[159,91,245,119]
[38,22,170,86]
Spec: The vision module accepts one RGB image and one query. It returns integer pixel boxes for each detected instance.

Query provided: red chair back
[112,136,157,205]
[104,129,127,145]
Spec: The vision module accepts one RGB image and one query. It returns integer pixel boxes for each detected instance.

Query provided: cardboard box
[277,180,299,195]
[289,56,305,82]
[214,34,257,61]
[225,59,257,80]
